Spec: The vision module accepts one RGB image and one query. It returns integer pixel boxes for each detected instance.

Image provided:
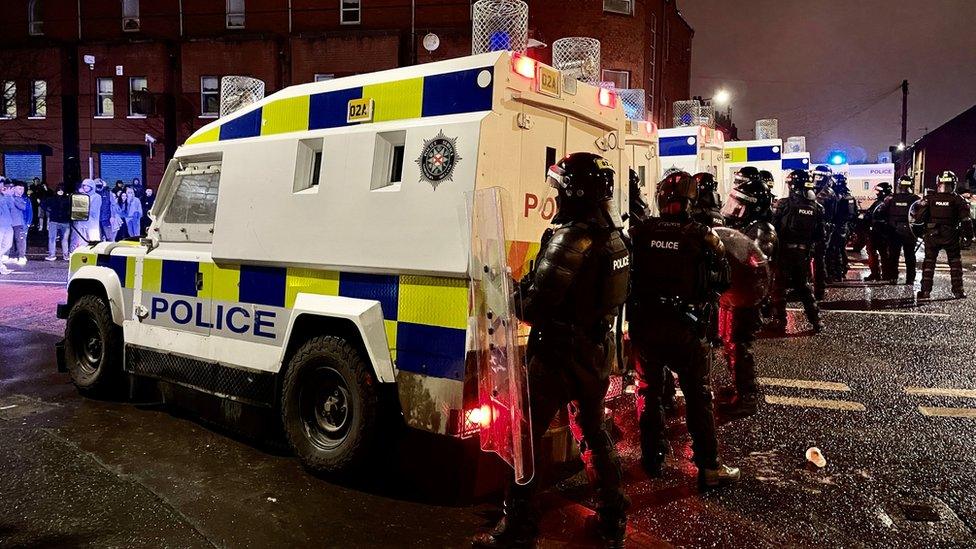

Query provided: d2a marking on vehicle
[416,129,461,190]
[346,98,374,123]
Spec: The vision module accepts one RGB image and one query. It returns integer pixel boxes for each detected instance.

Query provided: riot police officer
[717,168,777,416]
[691,172,724,227]
[826,174,857,282]
[628,168,651,225]
[759,170,775,192]
[811,165,835,299]
[629,170,740,489]
[769,170,826,333]
[876,175,921,284]
[913,171,974,300]
[863,182,893,282]
[474,153,630,549]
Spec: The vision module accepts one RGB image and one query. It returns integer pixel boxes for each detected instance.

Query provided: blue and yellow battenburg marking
[71,254,469,382]
[782,157,810,171]
[185,66,495,145]
[723,145,782,163]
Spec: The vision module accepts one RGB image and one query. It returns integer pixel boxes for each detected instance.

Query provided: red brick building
[0,0,692,190]
[908,104,976,191]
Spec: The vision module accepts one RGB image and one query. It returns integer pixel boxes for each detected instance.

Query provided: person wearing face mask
[42,184,72,260]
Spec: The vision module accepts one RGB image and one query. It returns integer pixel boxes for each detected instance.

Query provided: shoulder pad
[548,223,595,256]
[704,228,725,254]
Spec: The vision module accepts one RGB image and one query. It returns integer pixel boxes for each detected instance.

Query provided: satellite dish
[423,33,440,52]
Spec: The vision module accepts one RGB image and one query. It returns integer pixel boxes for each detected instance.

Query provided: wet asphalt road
[2,249,976,547]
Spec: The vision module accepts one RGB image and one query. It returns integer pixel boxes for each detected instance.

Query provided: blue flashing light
[829,152,847,165]
[488,31,512,52]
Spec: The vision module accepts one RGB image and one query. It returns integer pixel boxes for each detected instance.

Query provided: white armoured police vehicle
[58,51,629,481]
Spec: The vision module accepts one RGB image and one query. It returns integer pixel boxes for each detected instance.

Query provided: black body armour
[833,193,857,229]
[887,193,920,237]
[775,196,822,247]
[518,214,630,334]
[629,218,718,305]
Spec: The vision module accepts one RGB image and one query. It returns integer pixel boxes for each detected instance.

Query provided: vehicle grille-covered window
[164,168,220,226]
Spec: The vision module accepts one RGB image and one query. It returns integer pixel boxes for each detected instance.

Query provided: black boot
[640,442,669,478]
[953,288,966,299]
[698,463,742,490]
[472,503,537,548]
[593,511,627,549]
[916,290,931,300]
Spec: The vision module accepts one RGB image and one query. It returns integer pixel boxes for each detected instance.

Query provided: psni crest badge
[416,130,461,190]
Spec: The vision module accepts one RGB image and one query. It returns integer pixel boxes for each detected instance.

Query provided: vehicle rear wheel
[280,335,380,476]
[64,294,124,398]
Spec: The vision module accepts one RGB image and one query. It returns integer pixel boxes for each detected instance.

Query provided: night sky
[679,0,976,164]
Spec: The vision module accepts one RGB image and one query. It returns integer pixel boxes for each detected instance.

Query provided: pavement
[2,243,976,547]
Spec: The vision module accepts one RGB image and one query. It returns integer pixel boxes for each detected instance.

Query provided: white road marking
[764,395,866,412]
[0,404,18,411]
[0,279,65,286]
[786,307,950,318]
[918,406,976,418]
[758,377,851,392]
[905,386,976,399]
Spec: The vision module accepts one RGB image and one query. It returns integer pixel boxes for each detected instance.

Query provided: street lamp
[713,88,731,106]
[897,142,906,151]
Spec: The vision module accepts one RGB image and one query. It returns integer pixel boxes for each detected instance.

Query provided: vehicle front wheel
[63,294,124,398]
[280,335,380,476]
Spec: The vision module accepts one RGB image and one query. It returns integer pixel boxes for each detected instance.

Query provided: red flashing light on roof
[599,87,616,108]
[512,53,536,80]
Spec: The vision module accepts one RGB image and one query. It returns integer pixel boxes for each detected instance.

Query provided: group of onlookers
[0,176,154,275]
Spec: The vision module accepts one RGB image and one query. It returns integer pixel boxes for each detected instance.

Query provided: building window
[314,73,335,82]
[30,80,46,118]
[122,0,140,31]
[601,69,630,90]
[1,82,16,119]
[28,0,43,36]
[226,0,245,28]
[201,76,220,117]
[340,0,361,25]
[96,78,114,117]
[603,0,633,15]
[129,77,149,116]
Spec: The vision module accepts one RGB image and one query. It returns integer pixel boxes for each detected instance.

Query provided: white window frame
[28,0,43,36]
[601,69,630,90]
[226,0,245,29]
[1,81,16,119]
[128,76,148,117]
[96,77,114,117]
[371,131,406,191]
[340,0,361,25]
[200,76,220,118]
[29,80,46,118]
[294,138,324,194]
[603,0,633,16]
[313,73,335,82]
[122,0,140,31]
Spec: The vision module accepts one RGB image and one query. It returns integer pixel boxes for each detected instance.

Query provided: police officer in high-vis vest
[912,171,974,300]
[474,153,631,549]
[769,170,826,333]
[876,175,921,284]
[629,170,741,490]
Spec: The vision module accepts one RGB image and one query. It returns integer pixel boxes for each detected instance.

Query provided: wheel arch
[67,266,125,326]
[278,295,396,400]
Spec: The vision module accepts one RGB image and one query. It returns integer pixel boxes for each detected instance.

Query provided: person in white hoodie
[70,179,102,251]
[0,182,14,274]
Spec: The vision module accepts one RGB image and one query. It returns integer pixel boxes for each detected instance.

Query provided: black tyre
[280,336,380,476]
[63,294,124,397]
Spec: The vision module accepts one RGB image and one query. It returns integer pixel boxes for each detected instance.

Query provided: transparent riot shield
[468,187,534,485]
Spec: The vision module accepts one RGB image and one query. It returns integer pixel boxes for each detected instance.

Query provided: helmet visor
[721,187,756,220]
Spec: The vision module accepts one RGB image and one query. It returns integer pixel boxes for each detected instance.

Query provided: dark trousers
[509,329,627,522]
[866,230,891,279]
[636,333,719,470]
[886,232,917,282]
[920,240,963,293]
[719,305,760,396]
[826,230,849,280]
[812,239,827,297]
[772,249,820,326]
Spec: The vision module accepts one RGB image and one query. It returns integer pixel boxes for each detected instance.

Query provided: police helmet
[875,181,893,197]
[734,166,763,186]
[786,169,814,194]
[898,175,913,190]
[832,173,850,194]
[546,152,615,203]
[812,165,833,192]
[758,170,775,189]
[936,170,958,193]
[693,172,719,192]
[656,170,697,216]
[629,168,649,214]
[722,170,772,221]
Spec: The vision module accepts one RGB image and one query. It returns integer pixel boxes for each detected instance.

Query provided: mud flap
[468,187,534,485]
